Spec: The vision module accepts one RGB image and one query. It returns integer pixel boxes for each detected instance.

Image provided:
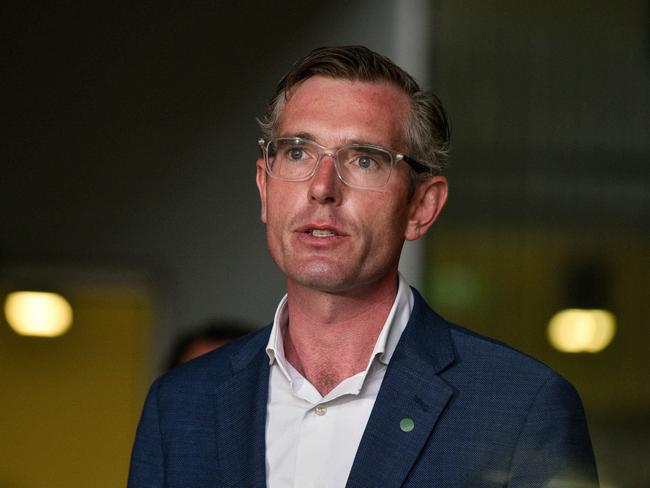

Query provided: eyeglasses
[258,137,432,189]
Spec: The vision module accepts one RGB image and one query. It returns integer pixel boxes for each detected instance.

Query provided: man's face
[256,76,439,295]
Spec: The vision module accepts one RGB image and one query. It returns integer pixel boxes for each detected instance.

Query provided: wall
[0,277,151,487]
[1,0,406,369]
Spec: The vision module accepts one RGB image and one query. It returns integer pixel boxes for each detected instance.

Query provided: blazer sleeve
[508,374,599,487]
[128,379,165,488]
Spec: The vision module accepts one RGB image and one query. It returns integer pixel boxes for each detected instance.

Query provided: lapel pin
[400,417,415,432]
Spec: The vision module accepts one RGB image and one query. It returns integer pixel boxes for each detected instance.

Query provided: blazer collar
[213,326,272,488]
[345,288,456,488]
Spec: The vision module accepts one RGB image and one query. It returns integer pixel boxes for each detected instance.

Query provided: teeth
[310,229,335,237]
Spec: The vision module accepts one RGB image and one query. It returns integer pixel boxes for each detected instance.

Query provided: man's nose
[308,154,343,204]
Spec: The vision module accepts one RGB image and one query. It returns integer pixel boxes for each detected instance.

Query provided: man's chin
[285,267,355,294]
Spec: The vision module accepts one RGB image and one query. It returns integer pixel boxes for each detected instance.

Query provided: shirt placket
[293,401,336,488]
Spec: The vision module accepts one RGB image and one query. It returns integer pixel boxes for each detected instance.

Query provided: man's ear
[256,158,268,224]
[404,176,448,241]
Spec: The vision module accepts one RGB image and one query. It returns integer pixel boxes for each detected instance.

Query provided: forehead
[277,76,411,150]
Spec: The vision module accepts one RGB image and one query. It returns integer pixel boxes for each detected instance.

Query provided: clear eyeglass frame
[258,137,432,189]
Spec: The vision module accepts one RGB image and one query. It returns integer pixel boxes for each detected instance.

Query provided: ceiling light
[4,291,73,337]
[547,308,616,353]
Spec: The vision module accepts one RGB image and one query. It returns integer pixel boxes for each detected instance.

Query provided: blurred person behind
[165,320,252,370]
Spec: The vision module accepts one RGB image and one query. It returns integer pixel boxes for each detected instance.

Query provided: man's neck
[283,274,399,396]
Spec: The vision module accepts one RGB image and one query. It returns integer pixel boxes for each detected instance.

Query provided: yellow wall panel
[0,286,151,488]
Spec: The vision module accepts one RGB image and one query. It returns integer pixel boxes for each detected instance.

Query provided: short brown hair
[258,45,450,178]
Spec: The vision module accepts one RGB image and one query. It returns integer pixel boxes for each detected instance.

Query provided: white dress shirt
[265,274,414,488]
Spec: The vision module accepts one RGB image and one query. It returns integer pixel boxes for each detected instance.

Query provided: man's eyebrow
[278,132,317,141]
[277,132,380,148]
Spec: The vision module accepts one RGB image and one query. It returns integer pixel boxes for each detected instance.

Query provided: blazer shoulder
[446,321,559,380]
[409,287,571,390]
[156,324,272,393]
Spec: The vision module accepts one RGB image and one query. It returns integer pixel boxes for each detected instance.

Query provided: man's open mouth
[308,229,336,237]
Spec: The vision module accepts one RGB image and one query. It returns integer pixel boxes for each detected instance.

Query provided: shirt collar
[376,272,414,365]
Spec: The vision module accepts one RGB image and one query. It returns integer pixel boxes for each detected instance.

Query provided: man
[129,46,598,487]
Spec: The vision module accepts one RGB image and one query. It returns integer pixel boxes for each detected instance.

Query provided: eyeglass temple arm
[402,155,434,175]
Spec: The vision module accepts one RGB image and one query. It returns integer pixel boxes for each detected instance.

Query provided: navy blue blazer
[128,289,598,487]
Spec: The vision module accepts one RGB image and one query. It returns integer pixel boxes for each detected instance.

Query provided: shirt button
[314,405,327,416]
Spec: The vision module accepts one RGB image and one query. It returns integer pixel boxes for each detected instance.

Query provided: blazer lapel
[214,328,271,488]
[346,290,456,488]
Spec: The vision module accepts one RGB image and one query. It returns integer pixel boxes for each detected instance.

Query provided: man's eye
[355,155,379,170]
[289,148,304,161]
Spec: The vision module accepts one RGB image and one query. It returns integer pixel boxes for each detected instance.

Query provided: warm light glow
[4,291,73,337]
[547,308,616,353]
